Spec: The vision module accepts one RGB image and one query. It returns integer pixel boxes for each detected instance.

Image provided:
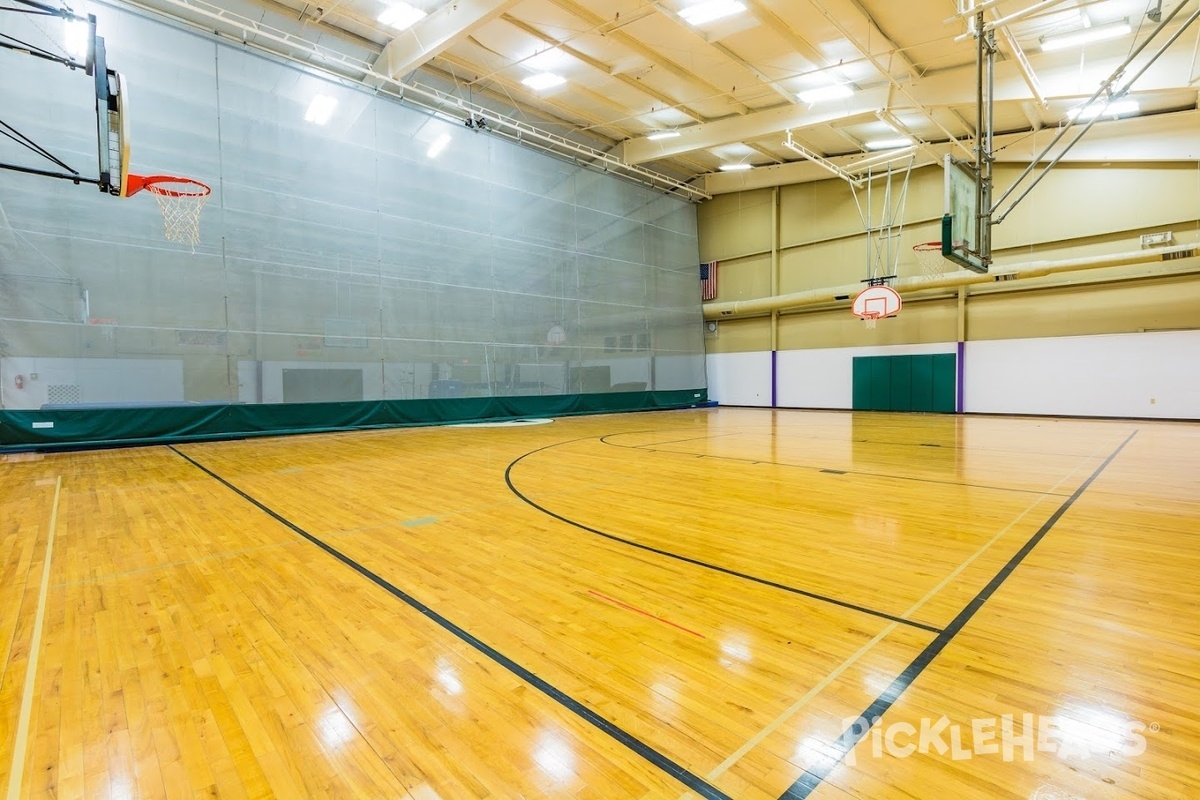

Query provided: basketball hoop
[88,317,117,342]
[851,285,902,331]
[913,241,946,280]
[125,174,211,247]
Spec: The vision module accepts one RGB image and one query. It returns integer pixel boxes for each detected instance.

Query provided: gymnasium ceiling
[122,0,1200,197]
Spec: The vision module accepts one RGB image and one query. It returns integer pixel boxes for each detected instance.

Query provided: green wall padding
[0,389,709,452]
[852,358,873,410]
[911,356,935,412]
[932,354,957,413]
[852,354,956,413]
[870,358,892,411]
[890,355,912,412]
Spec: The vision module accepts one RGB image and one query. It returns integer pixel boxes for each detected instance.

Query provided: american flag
[700,261,718,301]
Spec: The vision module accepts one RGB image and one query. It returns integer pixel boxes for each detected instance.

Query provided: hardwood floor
[2,408,1198,799]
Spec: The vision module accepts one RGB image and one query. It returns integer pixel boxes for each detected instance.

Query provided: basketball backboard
[942,155,988,273]
[0,1,129,195]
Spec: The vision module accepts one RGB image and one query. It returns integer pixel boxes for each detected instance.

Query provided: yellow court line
[705,445,1107,782]
[5,475,62,800]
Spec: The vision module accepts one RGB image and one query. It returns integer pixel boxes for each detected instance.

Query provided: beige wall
[699,162,1200,353]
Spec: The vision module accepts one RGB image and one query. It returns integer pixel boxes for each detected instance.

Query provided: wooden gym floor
[2,407,1198,799]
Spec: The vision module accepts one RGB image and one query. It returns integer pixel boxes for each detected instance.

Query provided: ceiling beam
[840,0,921,80]
[624,43,1200,163]
[435,52,633,140]
[990,8,1046,106]
[377,0,522,79]
[806,0,970,156]
[701,109,1200,193]
[911,47,1200,106]
[649,2,799,105]
[498,14,708,123]
[623,86,890,163]
[546,0,753,115]
[744,0,825,67]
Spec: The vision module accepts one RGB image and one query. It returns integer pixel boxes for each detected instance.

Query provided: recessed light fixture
[647,131,682,140]
[1041,19,1131,52]
[798,84,854,104]
[378,1,426,31]
[718,163,753,172]
[679,0,747,26]
[64,19,90,61]
[864,137,913,150]
[305,94,337,125]
[522,72,566,91]
[1068,99,1139,120]
[426,133,451,158]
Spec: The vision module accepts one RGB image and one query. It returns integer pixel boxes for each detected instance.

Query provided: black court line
[599,435,1070,497]
[598,432,741,448]
[778,429,1137,800]
[506,440,943,635]
[167,446,731,800]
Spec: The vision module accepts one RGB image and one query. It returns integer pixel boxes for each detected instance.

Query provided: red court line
[587,589,706,639]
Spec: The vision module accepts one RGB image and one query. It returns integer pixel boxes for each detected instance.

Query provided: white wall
[965,331,1200,419]
[706,351,774,406]
[705,330,1200,419]
[0,357,184,409]
[777,343,957,409]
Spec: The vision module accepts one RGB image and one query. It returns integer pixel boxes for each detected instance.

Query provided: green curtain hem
[0,389,710,452]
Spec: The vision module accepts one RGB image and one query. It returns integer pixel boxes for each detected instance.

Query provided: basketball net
[126,175,211,249]
[913,242,946,280]
[150,189,209,247]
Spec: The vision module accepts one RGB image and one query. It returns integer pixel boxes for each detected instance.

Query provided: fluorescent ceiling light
[64,19,90,60]
[647,131,682,140]
[378,1,426,31]
[865,137,913,150]
[1068,99,1139,120]
[1041,20,1131,52]
[426,133,451,158]
[798,84,854,104]
[305,94,337,125]
[679,0,746,26]
[522,72,566,91]
[718,163,753,171]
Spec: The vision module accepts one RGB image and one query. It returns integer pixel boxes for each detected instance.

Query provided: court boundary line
[778,429,1138,799]
[708,436,1105,780]
[505,439,943,635]
[167,446,732,800]
[598,434,1071,497]
[5,476,61,800]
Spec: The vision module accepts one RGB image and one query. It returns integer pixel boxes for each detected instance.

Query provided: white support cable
[992,0,1200,223]
[874,109,944,166]
[111,0,710,201]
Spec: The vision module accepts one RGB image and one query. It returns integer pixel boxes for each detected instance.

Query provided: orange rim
[125,173,211,198]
